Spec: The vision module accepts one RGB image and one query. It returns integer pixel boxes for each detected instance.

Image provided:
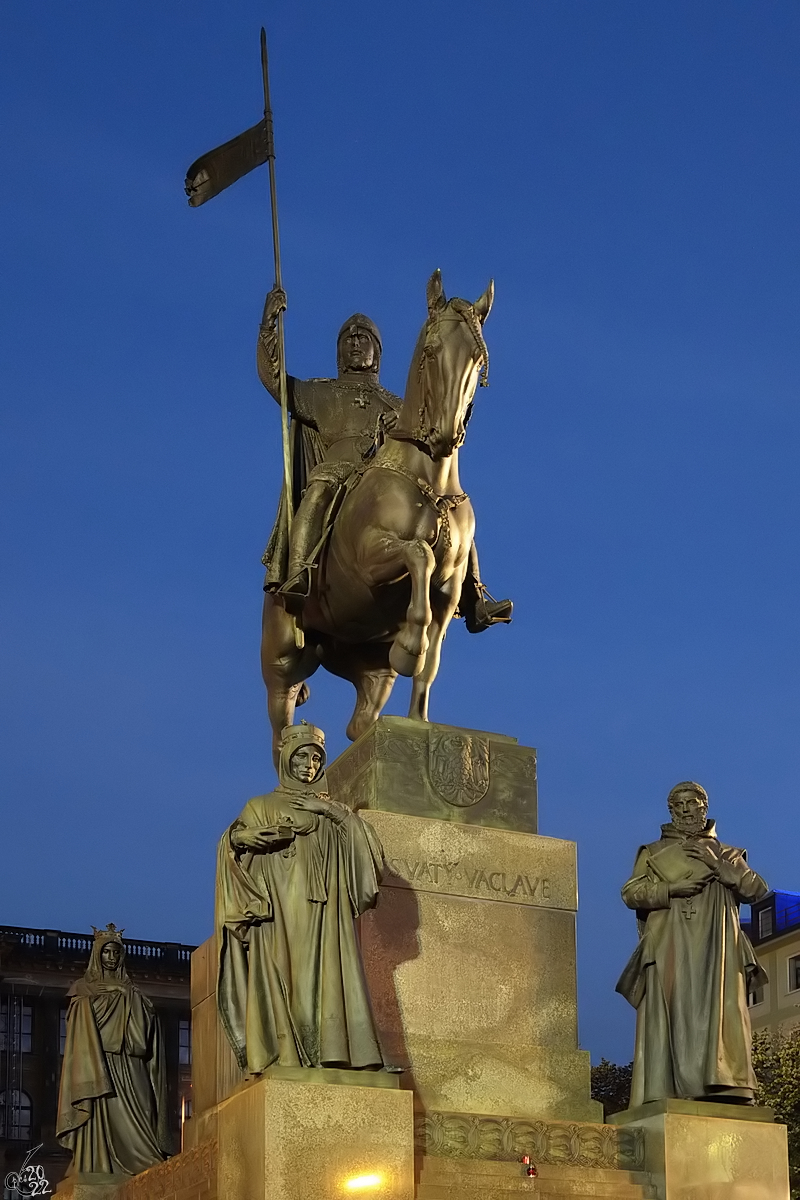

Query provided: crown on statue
[280,720,325,752]
[91,922,125,943]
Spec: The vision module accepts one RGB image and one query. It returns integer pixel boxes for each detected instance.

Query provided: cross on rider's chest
[352,395,369,409]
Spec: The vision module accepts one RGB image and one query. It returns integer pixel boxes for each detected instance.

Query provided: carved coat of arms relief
[428,731,490,807]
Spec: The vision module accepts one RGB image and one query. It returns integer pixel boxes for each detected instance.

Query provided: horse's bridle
[392,299,489,457]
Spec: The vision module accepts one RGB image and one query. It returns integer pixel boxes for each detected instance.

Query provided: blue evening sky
[2,2,799,1065]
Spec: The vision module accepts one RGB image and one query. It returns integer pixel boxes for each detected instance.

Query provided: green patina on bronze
[215,722,392,1076]
[56,925,171,1178]
[259,271,512,766]
[616,781,768,1107]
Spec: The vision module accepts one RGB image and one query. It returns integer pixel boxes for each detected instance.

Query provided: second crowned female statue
[215,722,389,1074]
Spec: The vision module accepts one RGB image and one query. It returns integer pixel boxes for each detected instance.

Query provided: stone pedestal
[610,1099,790,1200]
[326,715,538,833]
[330,718,600,1124]
[216,1070,415,1200]
[358,809,597,1121]
[127,717,664,1200]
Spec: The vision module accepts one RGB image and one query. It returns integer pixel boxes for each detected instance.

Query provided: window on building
[748,984,765,1007]
[758,907,774,939]
[788,955,800,992]
[59,1008,68,1056]
[178,1018,192,1066]
[0,1090,32,1141]
[0,1000,32,1053]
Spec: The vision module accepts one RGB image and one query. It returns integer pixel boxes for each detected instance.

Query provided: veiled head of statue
[86,922,129,983]
[279,722,327,792]
[337,314,382,376]
[667,781,709,835]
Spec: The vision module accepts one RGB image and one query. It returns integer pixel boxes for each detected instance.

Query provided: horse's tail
[296,682,310,708]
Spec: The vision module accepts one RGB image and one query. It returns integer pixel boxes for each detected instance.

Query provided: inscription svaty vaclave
[361,811,576,911]
[387,857,551,902]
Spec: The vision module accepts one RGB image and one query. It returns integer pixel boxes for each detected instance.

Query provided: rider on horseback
[257,286,511,633]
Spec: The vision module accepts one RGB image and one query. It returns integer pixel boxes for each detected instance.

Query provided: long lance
[260,26,293,540]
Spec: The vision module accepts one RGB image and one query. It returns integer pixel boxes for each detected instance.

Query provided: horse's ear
[474,279,494,324]
[426,269,447,318]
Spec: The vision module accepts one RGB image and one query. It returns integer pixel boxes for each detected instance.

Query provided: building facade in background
[0,925,194,1191]
[744,890,800,1037]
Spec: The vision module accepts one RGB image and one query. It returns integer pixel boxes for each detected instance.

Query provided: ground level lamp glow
[344,1174,383,1191]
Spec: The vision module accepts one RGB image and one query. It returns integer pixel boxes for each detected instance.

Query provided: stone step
[417,1156,658,1199]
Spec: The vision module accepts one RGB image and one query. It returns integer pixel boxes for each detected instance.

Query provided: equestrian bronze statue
[260,269,511,760]
[184,37,511,761]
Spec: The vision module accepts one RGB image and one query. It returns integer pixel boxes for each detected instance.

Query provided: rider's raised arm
[256,287,319,428]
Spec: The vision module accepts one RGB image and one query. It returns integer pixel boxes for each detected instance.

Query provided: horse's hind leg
[319,641,398,743]
[261,594,319,765]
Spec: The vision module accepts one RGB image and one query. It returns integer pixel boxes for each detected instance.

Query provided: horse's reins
[315,299,483,560]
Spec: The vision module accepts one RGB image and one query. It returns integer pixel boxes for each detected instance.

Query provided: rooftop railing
[774,899,800,934]
[0,924,195,967]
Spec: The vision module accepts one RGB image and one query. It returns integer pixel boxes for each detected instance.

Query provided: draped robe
[56,967,169,1176]
[616,820,767,1106]
[216,784,386,1074]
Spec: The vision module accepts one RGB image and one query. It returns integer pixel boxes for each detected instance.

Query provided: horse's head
[393,269,493,461]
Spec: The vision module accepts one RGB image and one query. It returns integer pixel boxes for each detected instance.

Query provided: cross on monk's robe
[616,819,768,1106]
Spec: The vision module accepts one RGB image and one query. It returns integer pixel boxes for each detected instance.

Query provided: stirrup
[464,586,513,634]
[277,566,315,616]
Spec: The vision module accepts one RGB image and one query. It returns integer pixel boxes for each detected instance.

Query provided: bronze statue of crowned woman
[56,924,171,1179]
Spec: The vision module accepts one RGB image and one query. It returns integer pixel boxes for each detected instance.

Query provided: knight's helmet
[337,313,382,375]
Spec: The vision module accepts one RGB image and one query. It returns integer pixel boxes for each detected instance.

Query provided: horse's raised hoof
[389,640,427,677]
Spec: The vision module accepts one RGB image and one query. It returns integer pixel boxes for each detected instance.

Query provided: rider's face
[340,327,376,373]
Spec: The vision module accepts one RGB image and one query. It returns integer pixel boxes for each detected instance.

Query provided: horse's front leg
[260,594,320,766]
[408,579,461,721]
[382,536,435,677]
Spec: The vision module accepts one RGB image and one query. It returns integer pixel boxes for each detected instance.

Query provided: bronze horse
[261,270,494,761]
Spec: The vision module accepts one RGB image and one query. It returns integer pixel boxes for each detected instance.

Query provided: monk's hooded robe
[616,819,768,1106]
[216,728,386,1074]
[56,930,170,1177]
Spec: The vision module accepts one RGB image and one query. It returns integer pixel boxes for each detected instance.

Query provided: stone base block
[357,811,600,1122]
[189,934,244,1115]
[217,1072,415,1200]
[610,1100,790,1199]
[119,1072,413,1200]
[417,1158,657,1198]
[386,1035,599,1122]
[56,1181,123,1200]
[326,716,538,833]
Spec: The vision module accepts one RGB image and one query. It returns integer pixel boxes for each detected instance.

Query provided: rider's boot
[278,494,327,615]
[460,543,513,634]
